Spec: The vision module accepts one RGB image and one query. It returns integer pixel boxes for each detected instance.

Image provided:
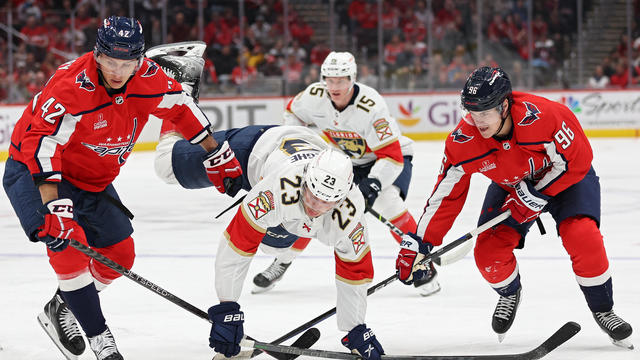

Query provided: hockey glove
[358,177,382,208]
[502,180,549,224]
[396,232,433,285]
[341,324,384,360]
[202,140,243,196]
[208,302,244,357]
[36,198,86,252]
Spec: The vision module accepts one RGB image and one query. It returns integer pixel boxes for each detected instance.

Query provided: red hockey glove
[36,198,86,252]
[395,232,434,285]
[202,140,243,196]
[502,180,549,224]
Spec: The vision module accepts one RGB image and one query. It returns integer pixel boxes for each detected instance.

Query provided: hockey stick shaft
[242,321,580,360]
[68,239,211,321]
[215,194,247,219]
[260,211,512,346]
[366,207,404,238]
[68,239,319,360]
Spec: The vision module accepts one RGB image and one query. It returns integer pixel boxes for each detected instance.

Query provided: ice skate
[412,261,441,297]
[252,259,291,294]
[592,310,634,349]
[37,292,85,359]
[492,287,522,342]
[88,326,124,360]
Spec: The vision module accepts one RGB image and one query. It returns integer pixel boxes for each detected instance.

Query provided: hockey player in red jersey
[2,18,242,360]
[395,66,633,348]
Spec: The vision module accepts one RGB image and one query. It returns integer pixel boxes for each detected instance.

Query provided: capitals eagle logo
[518,101,541,126]
[75,70,95,92]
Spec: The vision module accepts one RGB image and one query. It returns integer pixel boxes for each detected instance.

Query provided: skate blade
[417,280,441,297]
[611,337,634,350]
[497,333,506,343]
[251,284,276,294]
[37,312,79,360]
[212,349,254,360]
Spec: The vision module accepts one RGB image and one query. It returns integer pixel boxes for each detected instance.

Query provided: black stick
[215,194,247,219]
[68,239,210,321]
[256,211,511,346]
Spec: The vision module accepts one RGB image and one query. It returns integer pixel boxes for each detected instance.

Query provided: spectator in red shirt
[290,17,314,46]
[169,12,192,43]
[609,61,629,88]
[310,42,331,66]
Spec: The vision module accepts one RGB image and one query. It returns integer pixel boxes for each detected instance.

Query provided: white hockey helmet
[304,148,354,202]
[321,51,357,87]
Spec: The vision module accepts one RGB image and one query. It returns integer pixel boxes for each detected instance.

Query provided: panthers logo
[75,70,95,92]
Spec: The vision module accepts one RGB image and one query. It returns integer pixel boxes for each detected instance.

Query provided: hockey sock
[60,283,107,337]
[389,211,417,243]
[494,273,521,297]
[580,277,614,313]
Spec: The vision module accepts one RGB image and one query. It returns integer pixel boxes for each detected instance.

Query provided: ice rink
[1,138,638,360]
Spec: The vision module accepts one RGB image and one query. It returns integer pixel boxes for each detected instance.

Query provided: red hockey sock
[389,211,417,243]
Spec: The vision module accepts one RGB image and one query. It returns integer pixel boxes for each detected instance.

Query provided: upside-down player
[2,18,242,360]
[394,66,633,348]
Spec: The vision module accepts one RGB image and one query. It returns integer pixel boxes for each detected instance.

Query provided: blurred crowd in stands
[1,0,639,104]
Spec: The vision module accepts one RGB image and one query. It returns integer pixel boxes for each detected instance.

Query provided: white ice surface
[0,138,638,360]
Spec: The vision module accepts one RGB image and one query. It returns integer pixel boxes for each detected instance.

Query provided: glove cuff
[38,198,74,218]
[208,301,241,317]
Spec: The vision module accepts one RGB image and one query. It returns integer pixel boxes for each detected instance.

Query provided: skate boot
[492,287,521,342]
[592,310,634,349]
[37,291,86,359]
[88,326,124,360]
[252,259,291,294]
[413,261,441,297]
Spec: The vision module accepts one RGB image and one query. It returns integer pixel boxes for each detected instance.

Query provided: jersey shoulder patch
[246,190,275,220]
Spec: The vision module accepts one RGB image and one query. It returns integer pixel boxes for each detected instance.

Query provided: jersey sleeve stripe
[335,248,373,283]
[240,205,267,233]
[535,142,568,192]
[222,231,257,257]
[34,113,80,174]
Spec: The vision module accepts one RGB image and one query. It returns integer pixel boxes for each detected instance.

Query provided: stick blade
[272,328,321,360]
[526,321,581,360]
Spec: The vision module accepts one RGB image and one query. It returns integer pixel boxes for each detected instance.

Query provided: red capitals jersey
[10,52,211,192]
[417,91,593,245]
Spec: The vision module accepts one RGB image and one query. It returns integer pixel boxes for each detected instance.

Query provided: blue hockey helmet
[95,16,145,60]
[460,66,512,112]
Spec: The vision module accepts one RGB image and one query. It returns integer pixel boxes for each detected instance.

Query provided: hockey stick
[240,321,580,360]
[215,194,247,219]
[366,208,511,265]
[66,239,319,360]
[251,211,512,349]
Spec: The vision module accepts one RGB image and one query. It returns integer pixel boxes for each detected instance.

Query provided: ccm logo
[223,313,244,322]
[52,204,74,214]
[206,148,233,166]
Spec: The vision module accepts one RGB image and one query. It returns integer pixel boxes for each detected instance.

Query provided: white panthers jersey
[284,82,413,189]
[216,126,373,331]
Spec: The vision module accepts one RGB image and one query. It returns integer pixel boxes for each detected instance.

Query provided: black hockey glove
[208,302,244,357]
[358,177,382,208]
[341,324,384,360]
